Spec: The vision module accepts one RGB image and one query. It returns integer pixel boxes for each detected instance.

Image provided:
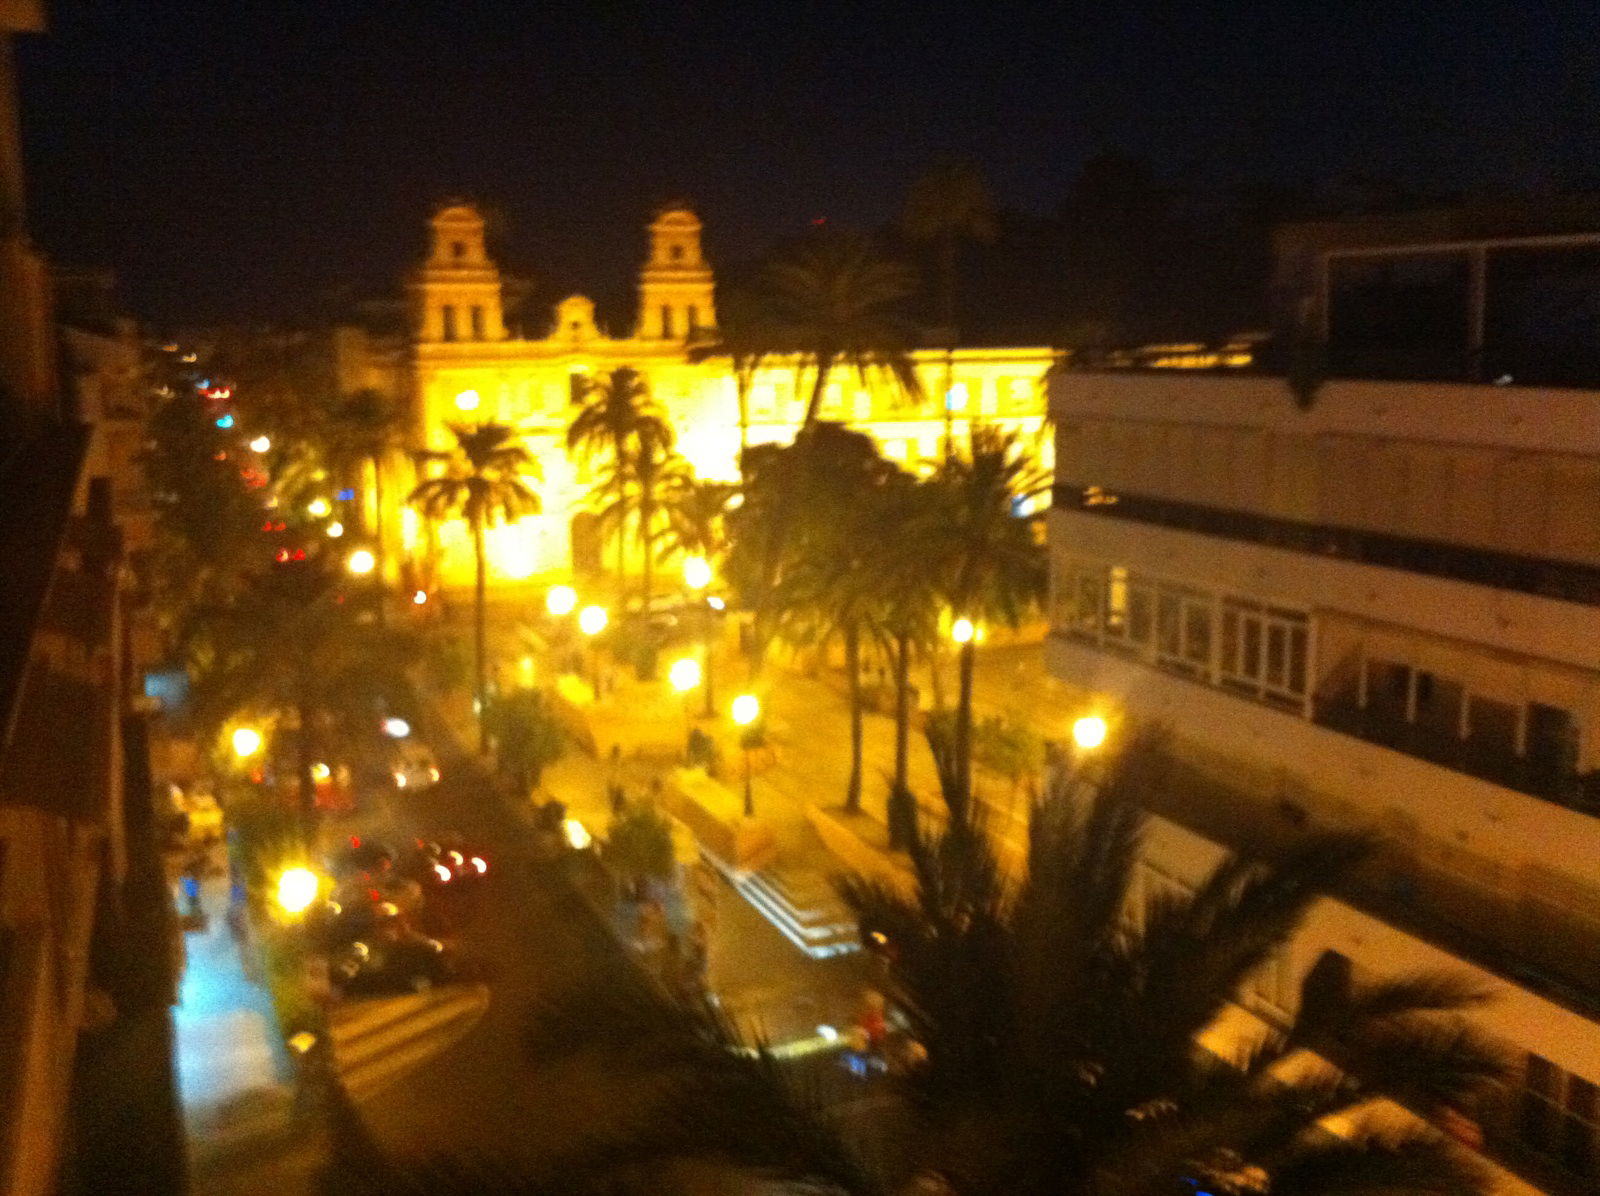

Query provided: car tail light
[428,767,440,783]
[433,863,451,883]
[470,857,487,874]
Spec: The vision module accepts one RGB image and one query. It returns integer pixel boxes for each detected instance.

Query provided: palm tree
[187,556,414,842]
[762,228,923,432]
[631,419,689,606]
[323,388,406,618]
[869,473,944,847]
[931,426,1048,816]
[352,733,1499,1194]
[901,159,997,457]
[658,476,735,567]
[686,288,778,481]
[408,422,541,752]
[771,459,901,814]
[567,367,672,597]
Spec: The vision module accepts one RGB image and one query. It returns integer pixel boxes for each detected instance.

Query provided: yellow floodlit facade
[394,202,1060,591]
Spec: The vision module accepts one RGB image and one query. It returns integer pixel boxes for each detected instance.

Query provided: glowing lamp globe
[669,657,702,693]
[546,584,578,617]
[578,605,608,636]
[231,727,262,759]
[731,693,760,727]
[454,389,481,412]
[347,549,376,575]
[276,867,319,916]
[306,497,331,518]
[683,555,712,591]
[1072,715,1108,750]
[951,617,976,645]
[249,435,271,453]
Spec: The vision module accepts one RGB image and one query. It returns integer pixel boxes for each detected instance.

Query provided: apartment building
[1047,209,1600,1195]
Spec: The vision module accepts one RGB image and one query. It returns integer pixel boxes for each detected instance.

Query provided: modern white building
[1047,216,1600,1195]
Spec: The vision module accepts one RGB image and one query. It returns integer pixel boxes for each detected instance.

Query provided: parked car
[331,921,457,995]
[401,835,490,890]
[390,741,441,790]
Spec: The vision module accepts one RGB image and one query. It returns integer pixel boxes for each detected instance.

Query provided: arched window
[441,305,458,342]
[451,241,466,259]
[660,305,674,339]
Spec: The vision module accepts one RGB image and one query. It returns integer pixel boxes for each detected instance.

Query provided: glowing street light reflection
[683,555,712,591]
[276,867,320,916]
[669,657,701,693]
[1072,715,1108,750]
[546,584,577,617]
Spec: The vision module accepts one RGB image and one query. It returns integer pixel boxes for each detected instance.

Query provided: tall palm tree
[772,458,900,814]
[686,288,777,481]
[658,476,736,567]
[322,388,405,618]
[931,426,1048,817]
[356,734,1498,1194]
[567,367,671,597]
[869,473,944,846]
[902,159,997,457]
[408,422,540,752]
[630,418,689,605]
[762,228,923,432]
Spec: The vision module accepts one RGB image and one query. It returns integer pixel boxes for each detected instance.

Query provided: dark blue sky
[17,0,1600,322]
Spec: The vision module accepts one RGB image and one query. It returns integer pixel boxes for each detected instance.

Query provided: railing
[1053,482,1600,609]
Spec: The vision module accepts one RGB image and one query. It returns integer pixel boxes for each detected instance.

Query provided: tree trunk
[801,355,834,430]
[892,632,912,799]
[736,369,751,484]
[889,631,916,850]
[954,638,975,813]
[295,690,317,848]
[473,518,489,754]
[371,452,387,628]
[941,233,958,460]
[640,480,654,606]
[844,622,863,814]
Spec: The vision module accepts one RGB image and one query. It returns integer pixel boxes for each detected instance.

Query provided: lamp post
[669,656,701,750]
[579,604,608,698]
[731,693,760,818]
[683,555,715,717]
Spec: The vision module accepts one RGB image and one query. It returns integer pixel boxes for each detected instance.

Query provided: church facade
[391,202,1058,590]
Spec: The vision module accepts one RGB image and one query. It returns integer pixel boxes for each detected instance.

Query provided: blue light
[215,414,235,429]
[336,488,356,501]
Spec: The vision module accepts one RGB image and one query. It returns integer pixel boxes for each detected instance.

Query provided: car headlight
[394,772,407,787]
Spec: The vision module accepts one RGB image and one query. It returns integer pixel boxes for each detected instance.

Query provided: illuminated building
[388,202,1059,589]
[1048,209,1600,1194]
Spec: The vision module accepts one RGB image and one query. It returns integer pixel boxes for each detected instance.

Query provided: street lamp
[683,556,717,717]
[1072,714,1108,751]
[454,389,481,413]
[325,521,344,538]
[951,616,975,645]
[347,548,376,575]
[732,693,760,818]
[669,656,701,693]
[683,555,712,591]
[307,497,331,519]
[546,584,577,617]
[249,434,271,453]
[276,867,320,916]
[232,726,262,759]
[579,605,608,698]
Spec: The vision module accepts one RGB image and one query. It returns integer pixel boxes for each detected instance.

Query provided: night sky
[17,0,1600,324]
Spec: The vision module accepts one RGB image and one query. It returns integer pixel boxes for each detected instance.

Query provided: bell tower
[635,205,715,341]
[410,203,506,343]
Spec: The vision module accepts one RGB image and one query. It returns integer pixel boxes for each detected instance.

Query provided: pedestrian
[607,743,625,812]
[180,849,207,919]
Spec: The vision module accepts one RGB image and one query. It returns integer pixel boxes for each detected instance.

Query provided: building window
[687,304,699,331]
[670,244,683,262]
[1220,600,1308,706]
[661,305,674,339]
[1520,1055,1600,1181]
[441,305,458,342]
[469,305,485,340]
[451,240,466,260]
[569,371,587,405]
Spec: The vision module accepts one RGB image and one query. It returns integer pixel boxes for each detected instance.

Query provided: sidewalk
[172,865,314,1194]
